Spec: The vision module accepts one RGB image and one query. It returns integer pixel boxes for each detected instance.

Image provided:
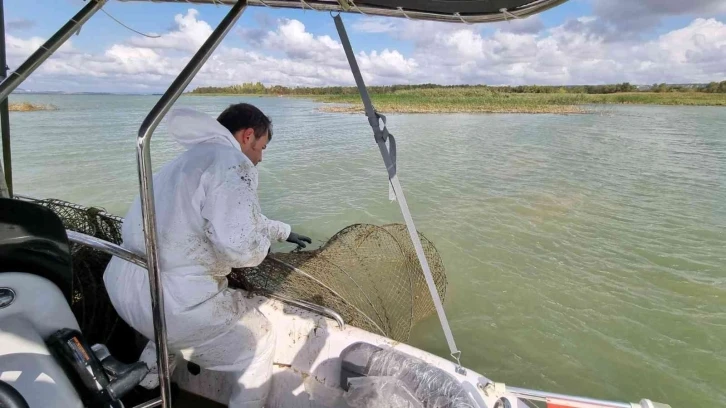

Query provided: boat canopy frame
[0,1,671,407]
[119,0,568,24]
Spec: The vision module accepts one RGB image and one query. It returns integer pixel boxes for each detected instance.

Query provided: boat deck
[122,386,226,408]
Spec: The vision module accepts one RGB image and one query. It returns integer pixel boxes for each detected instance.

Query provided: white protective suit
[103,108,291,407]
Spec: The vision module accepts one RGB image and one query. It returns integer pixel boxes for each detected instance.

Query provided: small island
[9,102,58,112]
[188,82,726,114]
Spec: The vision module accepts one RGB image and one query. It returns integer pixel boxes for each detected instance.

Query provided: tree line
[190,81,726,95]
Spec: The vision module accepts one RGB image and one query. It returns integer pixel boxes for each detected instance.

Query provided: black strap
[333,14,462,369]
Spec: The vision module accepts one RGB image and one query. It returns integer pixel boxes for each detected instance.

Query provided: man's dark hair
[217,103,273,141]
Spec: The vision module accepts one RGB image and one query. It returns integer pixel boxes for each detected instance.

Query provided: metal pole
[66,230,148,269]
[266,292,345,330]
[0,0,11,197]
[0,0,106,102]
[136,1,247,406]
[130,398,162,408]
[0,166,7,198]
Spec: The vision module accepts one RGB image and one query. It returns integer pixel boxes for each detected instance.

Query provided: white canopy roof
[119,0,568,23]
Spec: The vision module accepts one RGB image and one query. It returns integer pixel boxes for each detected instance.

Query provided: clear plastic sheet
[344,377,424,408]
[364,348,477,408]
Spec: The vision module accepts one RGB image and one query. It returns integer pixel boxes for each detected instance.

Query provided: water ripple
[8,95,726,407]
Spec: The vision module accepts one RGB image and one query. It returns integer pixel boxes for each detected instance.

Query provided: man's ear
[235,128,253,145]
[245,128,255,143]
[233,129,245,145]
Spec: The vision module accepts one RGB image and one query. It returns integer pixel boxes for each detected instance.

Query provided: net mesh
[20,196,448,345]
[15,196,135,360]
[229,223,447,342]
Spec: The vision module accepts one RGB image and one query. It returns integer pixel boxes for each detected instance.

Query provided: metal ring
[0,288,16,309]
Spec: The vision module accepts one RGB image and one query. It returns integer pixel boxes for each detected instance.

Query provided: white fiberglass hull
[173,295,514,408]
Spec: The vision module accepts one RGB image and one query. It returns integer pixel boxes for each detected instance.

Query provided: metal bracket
[135,1,248,407]
[333,12,464,371]
[452,350,466,375]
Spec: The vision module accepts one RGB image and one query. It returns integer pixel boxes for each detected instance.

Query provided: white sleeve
[262,214,291,243]
[200,164,273,268]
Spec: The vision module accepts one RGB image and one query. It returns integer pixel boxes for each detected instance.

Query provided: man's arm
[261,214,291,243]
[200,163,273,268]
[262,216,312,248]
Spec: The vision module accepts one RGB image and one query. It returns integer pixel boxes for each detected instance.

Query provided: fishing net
[15,196,138,361]
[229,223,447,342]
[21,196,448,347]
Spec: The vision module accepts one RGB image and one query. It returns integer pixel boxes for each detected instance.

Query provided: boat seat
[0,198,148,405]
[0,198,73,304]
[0,379,29,408]
[0,314,84,408]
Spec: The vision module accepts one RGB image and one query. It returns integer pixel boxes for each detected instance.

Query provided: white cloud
[395,20,464,44]
[359,49,418,79]
[491,16,546,34]
[354,15,545,37]
[593,0,726,31]
[6,9,726,93]
[6,36,45,59]
[632,18,726,81]
[653,18,726,64]
[6,12,416,91]
[7,19,35,31]
[128,9,213,52]
[352,18,396,34]
[260,19,345,66]
[6,35,76,60]
[401,17,726,85]
[103,45,180,76]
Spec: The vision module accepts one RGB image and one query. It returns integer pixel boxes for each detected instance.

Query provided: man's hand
[286,232,312,248]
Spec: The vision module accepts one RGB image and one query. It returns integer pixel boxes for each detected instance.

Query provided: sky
[3,0,726,93]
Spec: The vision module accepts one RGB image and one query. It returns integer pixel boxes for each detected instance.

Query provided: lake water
[5,94,725,407]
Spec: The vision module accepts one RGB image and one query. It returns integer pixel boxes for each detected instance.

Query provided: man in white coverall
[103,104,311,407]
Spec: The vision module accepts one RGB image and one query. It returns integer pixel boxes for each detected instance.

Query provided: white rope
[349,0,368,16]
[210,0,222,6]
[257,0,272,7]
[499,7,521,20]
[101,8,161,38]
[397,6,412,20]
[300,0,315,11]
[453,12,471,25]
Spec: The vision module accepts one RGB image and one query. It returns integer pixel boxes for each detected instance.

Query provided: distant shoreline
[10,88,725,114]
[186,91,726,114]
